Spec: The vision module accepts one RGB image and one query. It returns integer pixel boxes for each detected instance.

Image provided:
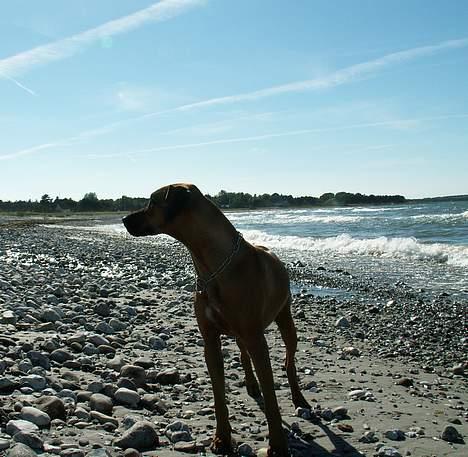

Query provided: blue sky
[1,0,467,200]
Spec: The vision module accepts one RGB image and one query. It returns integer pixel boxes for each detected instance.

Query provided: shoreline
[0,225,466,456]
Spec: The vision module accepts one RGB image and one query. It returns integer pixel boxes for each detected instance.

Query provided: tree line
[0,190,406,213]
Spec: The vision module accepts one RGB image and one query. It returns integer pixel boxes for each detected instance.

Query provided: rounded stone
[6,443,38,457]
[441,425,463,443]
[114,388,140,408]
[114,421,159,451]
[20,407,51,427]
[89,393,114,415]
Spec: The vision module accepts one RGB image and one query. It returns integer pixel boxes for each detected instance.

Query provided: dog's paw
[211,435,234,455]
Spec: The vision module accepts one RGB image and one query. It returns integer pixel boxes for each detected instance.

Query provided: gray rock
[89,411,118,427]
[238,443,255,456]
[20,407,51,427]
[74,407,90,421]
[107,356,127,371]
[165,421,192,443]
[114,387,140,408]
[96,322,115,335]
[359,431,378,443]
[6,420,40,436]
[376,446,402,457]
[148,336,166,350]
[86,449,112,457]
[2,310,17,324]
[12,432,44,450]
[94,301,111,317]
[114,421,159,451]
[174,441,197,453]
[385,429,405,441]
[0,377,18,391]
[19,375,46,391]
[335,316,350,328]
[50,349,74,364]
[60,449,85,457]
[332,406,348,419]
[6,443,38,457]
[89,393,113,415]
[26,351,50,370]
[36,396,66,420]
[120,365,146,387]
[39,308,61,323]
[153,368,180,385]
[88,334,109,346]
[441,425,464,443]
[109,318,126,331]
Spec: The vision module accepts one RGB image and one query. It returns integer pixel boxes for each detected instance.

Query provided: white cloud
[170,38,468,111]
[0,0,205,77]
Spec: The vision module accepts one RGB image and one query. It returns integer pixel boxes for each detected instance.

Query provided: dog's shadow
[249,395,361,457]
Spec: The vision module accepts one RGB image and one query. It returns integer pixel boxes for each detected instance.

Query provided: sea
[49,200,468,299]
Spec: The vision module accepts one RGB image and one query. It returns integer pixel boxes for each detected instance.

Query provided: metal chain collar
[196,231,243,293]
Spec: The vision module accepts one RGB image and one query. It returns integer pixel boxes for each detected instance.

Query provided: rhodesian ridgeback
[123,183,311,456]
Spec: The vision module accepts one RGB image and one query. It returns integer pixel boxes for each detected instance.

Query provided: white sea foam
[242,230,468,267]
[405,211,468,223]
[227,212,364,224]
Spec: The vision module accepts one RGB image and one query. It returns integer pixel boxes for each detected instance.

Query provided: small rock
[89,393,113,415]
[238,443,255,456]
[376,446,402,457]
[12,432,44,450]
[359,431,378,443]
[174,441,198,453]
[396,378,413,387]
[440,425,464,443]
[36,396,66,420]
[385,429,405,441]
[6,443,38,457]
[335,316,350,328]
[120,365,146,387]
[20,407,51,427]
[154,368,180,385]
[114,388,140,408]
[114,421,159,451]
[6,420,41,437]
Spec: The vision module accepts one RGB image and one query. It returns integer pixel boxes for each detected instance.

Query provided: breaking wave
[243,230,468,267]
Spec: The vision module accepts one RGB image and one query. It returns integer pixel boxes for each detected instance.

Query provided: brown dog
[123,183,310,456]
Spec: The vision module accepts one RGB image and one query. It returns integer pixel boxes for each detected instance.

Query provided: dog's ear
[164,185,191,222]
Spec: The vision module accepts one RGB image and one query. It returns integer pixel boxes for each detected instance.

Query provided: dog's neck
[168,203,240,284]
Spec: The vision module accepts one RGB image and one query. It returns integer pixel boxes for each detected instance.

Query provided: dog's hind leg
[275,300,311,409]
[236,337,261,398]
[247,335,289,457]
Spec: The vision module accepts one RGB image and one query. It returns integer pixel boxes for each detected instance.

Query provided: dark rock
[441,425,464,443]
[36,396,66,420]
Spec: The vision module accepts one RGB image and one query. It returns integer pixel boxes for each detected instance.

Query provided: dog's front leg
[202,329,232,454]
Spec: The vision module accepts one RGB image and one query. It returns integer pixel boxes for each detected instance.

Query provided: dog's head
[122,183,199,237]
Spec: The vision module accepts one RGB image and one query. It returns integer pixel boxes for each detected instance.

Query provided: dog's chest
[204,299,233,335]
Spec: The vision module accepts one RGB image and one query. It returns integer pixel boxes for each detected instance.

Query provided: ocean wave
[228,212,364,224]
[404,211,468,223]
[243,230,468,267]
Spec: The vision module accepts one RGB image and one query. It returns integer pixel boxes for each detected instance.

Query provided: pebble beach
[0,219,466,457]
